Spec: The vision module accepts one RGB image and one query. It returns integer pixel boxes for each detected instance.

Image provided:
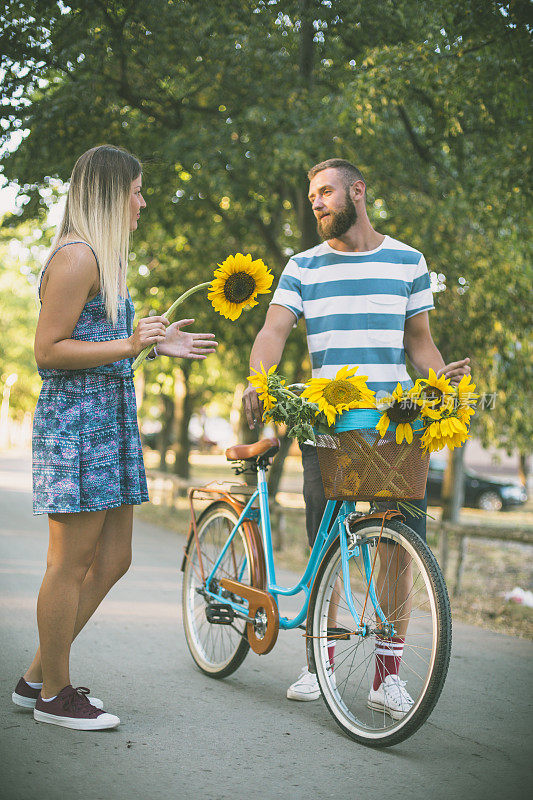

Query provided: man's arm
[404,311,471,384]
[243,304,296,428]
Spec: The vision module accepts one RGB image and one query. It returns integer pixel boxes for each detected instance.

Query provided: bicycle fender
[305,535,341,674]
[180,500,266,591]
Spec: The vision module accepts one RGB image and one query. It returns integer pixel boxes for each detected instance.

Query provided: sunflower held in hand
[208,253,273,321]
[247,362,279,419]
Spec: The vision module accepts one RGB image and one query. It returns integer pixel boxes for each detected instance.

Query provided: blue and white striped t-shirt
[270,235,434,396]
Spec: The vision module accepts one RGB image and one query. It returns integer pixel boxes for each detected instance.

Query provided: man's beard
[316,192,357,240]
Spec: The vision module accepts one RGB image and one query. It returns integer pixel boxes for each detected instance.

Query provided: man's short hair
[307,158,365,188]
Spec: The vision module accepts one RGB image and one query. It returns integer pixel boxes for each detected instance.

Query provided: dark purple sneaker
[34,685,119,730]
[12,677,103,710]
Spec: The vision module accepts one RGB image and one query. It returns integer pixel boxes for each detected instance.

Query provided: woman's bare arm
[34,244,167,370]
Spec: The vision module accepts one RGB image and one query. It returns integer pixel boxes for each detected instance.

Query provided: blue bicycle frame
[204,465,386,632]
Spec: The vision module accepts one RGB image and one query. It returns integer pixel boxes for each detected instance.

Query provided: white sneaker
[367,675,414,720]
[286,666,320,701]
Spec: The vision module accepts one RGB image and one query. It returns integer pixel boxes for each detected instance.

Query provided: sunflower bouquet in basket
[375,369,479,454]
[248,362,479,452]
[248,363,479,508]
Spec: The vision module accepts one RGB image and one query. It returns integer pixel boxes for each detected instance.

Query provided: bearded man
[243,158,470,714]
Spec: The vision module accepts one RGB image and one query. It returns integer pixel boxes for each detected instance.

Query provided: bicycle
[181,423,452,747]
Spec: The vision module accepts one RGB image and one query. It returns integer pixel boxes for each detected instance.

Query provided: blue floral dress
[32,242,149,514]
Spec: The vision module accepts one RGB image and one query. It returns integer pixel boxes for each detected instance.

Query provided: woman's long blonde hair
[46,145,142,324]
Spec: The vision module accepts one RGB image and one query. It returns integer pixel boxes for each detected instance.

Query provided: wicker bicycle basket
[315,428,430,502]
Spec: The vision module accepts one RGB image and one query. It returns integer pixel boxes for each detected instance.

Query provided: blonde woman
[11,145,217,730]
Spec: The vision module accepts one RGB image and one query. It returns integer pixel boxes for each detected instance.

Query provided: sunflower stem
[397,501,436,520]
[132,281,212,371]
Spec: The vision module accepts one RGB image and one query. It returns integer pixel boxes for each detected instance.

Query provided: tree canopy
[1,0,531,460]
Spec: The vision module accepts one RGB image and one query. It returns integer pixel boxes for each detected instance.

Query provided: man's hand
[242,383,263,429]
[437,357,471,385]
[156,318,218,360]
[241,305,296,429]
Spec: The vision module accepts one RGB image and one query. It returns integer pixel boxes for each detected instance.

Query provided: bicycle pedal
[205,603,235,625]
[327,626,352,640]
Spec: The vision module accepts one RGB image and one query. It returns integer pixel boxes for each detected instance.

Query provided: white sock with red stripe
[327,641,335,671]
[373,637,405,690]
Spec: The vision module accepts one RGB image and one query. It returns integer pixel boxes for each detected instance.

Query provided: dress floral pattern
[32,242,149,514]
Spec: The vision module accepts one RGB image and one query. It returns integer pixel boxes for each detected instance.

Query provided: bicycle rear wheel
[309,519,451,747]
[182,501,252,678]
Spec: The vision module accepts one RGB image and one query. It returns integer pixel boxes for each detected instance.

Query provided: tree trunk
[237,404,260,486]
[267,434,293,552]
[172,363,193,480]
[230,383,246,440]
[295,0,318,254]
[299,0,314,89]
[238,402,259,445]
[267,433,292,499]
[518,452,530,487]
[296,185,318,253]
[158,391,175,472]
[266,332,308,499]
[441,446,466,523]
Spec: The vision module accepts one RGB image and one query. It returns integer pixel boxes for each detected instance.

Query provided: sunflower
[301,366,375,426]
[376,383,422,444]
[418,369,455,420]
[208,253,273,321]
[455,374,479,425]
[420,416,469,454]
[247,362,278,419]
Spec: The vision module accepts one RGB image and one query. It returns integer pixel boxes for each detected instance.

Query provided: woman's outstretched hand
[156,318,218,360]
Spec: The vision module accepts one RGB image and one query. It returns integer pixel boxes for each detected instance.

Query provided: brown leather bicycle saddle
[225,437,280,462]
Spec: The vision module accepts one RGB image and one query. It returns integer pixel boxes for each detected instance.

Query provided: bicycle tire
[308,518,451,747]
[182,501,252,678]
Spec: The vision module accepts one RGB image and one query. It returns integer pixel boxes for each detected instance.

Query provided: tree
[0,220,51,415]
[1,0,530,491]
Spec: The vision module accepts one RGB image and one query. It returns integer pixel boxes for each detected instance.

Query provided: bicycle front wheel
[309,519,451,747]
[182,501,252,678]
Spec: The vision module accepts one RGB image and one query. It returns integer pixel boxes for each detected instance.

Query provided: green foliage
[262,371,319,445]
[0,0,531,452]
[0,221,49,414]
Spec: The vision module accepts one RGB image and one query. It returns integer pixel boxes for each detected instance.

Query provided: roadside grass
[137,450,533,640]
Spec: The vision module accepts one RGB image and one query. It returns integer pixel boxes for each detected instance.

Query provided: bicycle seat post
[255,457,276,588]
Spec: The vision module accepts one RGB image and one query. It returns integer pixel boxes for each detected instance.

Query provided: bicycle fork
[339,515,396,639]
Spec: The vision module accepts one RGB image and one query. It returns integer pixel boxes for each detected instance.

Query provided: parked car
[426,458,528,512]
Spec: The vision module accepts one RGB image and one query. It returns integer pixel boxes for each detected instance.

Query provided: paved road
[1,451,532,800]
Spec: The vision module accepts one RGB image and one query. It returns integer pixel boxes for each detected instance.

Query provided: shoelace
[61,686,95,714]
[383,678,412,706]
[297,666,312,680]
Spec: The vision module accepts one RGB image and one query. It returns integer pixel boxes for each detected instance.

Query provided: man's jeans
[300,443,427,547]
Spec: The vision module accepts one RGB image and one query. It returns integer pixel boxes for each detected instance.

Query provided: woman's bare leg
[24,506,134,688]
[31,510,106,698]
[69,504,133,636]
